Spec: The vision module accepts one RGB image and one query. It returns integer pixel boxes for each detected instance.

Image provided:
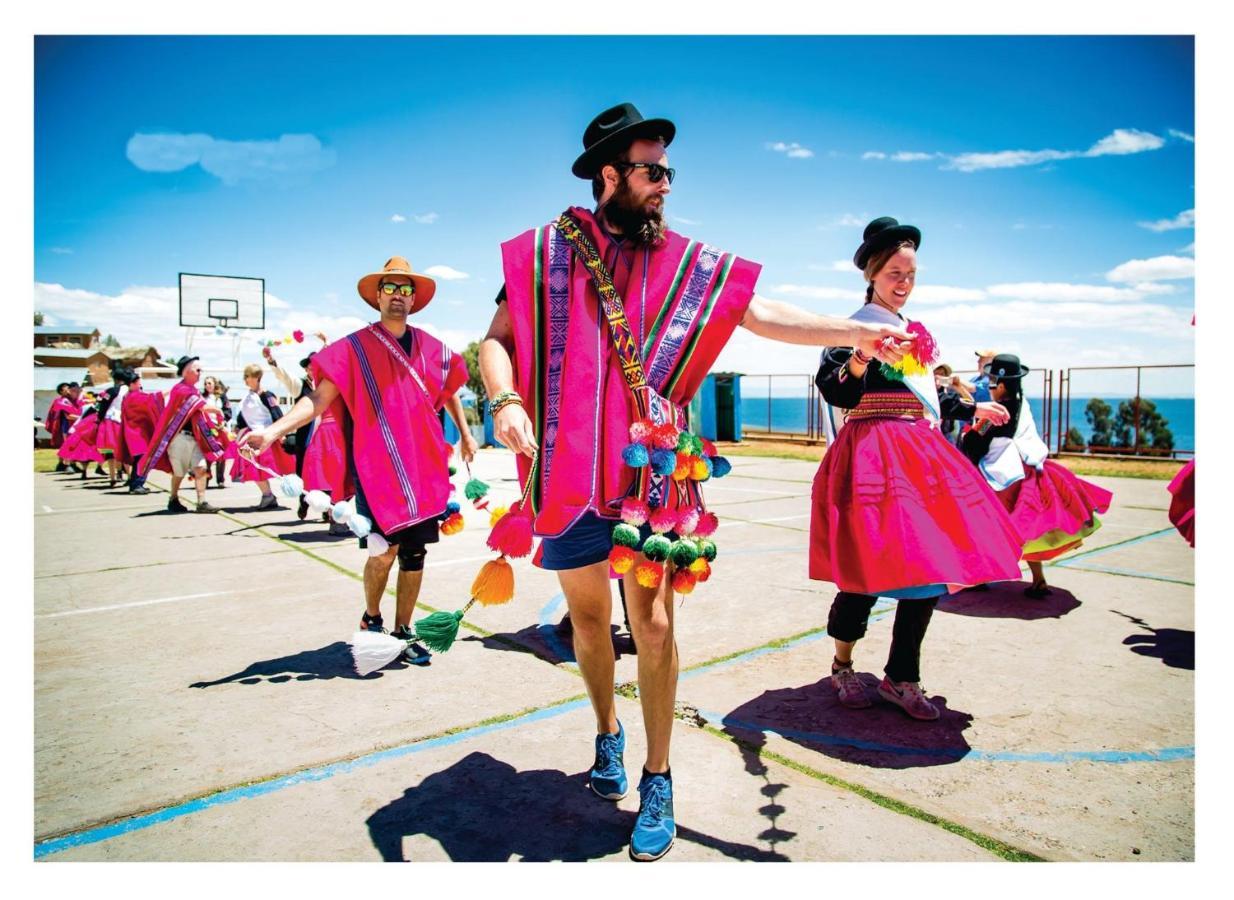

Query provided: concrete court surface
[33,449,1194,862]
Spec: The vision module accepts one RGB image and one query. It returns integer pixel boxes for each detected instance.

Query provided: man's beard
[600,174,667,246]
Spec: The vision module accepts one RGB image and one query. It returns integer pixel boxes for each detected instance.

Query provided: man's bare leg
[191,467,209,503]
[559,561,618,735]
[170,474,185,498]
[395,568,425,630]
[364,546,398,619]
[622,565,677,774]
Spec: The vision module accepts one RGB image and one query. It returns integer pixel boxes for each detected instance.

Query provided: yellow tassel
[488,505,509,528]
[897,355,929,378]
[471,557,515,606]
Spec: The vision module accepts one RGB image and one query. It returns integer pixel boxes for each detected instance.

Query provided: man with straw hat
[479,101,913,861]
[243,256,476,662]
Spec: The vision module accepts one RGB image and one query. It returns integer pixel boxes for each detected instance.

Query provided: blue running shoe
[589,721,627,800]
[630,770,675,861]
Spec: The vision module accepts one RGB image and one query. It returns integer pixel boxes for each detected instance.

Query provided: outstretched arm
[240,378,340,453]
[741,294,912,363]
[479,300,538,458]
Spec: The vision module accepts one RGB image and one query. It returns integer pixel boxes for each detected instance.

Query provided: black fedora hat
[853,216,923,270]
[572,102,676,179]
[983,353,1030,379]
[175,355,200,376]
[299,351,316,370]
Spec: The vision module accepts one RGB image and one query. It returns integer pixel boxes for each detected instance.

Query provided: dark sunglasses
[617,162,675,185]
[379,282,415,297]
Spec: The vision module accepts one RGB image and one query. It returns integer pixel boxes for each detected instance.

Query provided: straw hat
[356,256,436,313]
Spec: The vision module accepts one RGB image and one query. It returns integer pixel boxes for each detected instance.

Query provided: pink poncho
[310,322,467,534]
[139,381,229,477]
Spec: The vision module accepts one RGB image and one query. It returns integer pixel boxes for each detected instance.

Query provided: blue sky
[34,35,1195,395]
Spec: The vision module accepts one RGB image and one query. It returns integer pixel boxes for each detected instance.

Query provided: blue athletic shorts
[538,509,680,571]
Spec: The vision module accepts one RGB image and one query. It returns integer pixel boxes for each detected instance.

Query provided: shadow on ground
[936,583,1080,620]
[720,675,973,769]
[1113,610,1194,670]
[472,622,635,665]
[189,641,406,687]
[365,751,790,862]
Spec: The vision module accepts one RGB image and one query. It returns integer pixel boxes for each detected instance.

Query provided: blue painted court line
[709,712,1194,765]
[34,698,588,860]
[537,592,574,663]
[1047,527,1174,566]
[1052,561,1193,586]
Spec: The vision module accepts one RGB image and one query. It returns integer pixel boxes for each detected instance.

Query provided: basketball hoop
[179,273,266,369]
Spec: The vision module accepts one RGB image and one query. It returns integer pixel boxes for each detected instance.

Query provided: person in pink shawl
[116,369,164,495]
[479,102,912,862]
[44,382,81,472]
[138,356,228,514]
[243,256,477,661]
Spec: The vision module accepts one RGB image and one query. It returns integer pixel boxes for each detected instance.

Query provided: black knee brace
[397,544,427,572]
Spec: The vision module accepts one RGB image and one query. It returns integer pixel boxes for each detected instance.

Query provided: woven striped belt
[845,391,926,420]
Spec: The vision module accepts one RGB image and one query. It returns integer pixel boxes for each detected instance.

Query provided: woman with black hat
[809,217,1026,720]
[961,354,1113,597]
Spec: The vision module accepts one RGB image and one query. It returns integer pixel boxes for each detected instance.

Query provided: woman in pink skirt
[961,354,1113,596]
[230,363,296,509]
[94,372,129,487]
[810,217,1025,720]
[59,401,105,477]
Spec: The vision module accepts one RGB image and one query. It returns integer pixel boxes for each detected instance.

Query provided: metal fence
[738,364,1193,460]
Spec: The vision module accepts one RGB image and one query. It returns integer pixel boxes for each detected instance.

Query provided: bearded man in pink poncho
[244,257,477,665]
[479,102,912,861]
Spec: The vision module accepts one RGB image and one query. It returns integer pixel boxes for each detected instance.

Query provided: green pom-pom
[612,523,641,548]
[670,539,699,567]
[464,478,489,501]
[879,362,906,383]
[675,431,694,454]
[700,539,718,562]
[448,465,458,476]
[412,610,463,653]
[641,534,672,562]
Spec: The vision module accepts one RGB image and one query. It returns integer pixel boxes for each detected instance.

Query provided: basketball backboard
[179,273,265,329]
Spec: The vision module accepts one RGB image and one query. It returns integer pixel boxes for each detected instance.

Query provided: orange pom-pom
[635,561,664,589]
[608,545,636,575]
[689,558,712,582]
[671,569,698,594]
[471,557,515,606]
[690,457,710,481]
[672,454,692,481]
[440,512,466,535]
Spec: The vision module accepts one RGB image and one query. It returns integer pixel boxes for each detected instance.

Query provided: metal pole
[1134,367,1141,455]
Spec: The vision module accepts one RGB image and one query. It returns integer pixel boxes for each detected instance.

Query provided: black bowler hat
[299,351,316,370]
[572,102,676,179]
[175,355,200,376]
[853,216,923,270]
[983,353,1031,379]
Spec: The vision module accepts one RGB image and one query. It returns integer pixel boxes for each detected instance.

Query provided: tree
[1064,427,1086,451]
[102,334,121,347]
[1113,397,1174,453]
[34,311,44,326]
[1085,398,1114,448]
[462,340,487,423]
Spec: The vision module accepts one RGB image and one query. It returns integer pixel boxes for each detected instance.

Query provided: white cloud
[413,212,439,225]
[766,283,865,302]
[49,246,73,255]
[986,282,1155,303]
[766,141,815,159]
[924,300,1191,336]
[1180,242,1195,255]
[265,293,291,309]
[911,285,989,304]
[1105,255,1195,283]
[861,152,887,160]
[423,265,470,281]
[126,132,336,185]
[942,128,1165,173]
[1169,129,1195,143]
[891,152,936,162]
[819,213,866,229]
[672,215,701,226]
[1137,208,1194,232]
[390,214,407,223]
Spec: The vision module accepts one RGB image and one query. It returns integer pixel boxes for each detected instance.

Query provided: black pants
[827,591,937,683]
[127,455,147,489]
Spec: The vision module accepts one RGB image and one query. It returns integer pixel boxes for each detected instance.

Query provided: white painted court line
[42,505,53,513]
[36,587,270,620]
[703,483,805,496]
[717,513,811,530]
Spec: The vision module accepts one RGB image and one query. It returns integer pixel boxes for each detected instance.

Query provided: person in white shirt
[231,363,297,510]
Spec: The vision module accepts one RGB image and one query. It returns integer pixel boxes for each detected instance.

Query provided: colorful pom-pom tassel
[349,514,372,538]
[676,431,696,454]
[906,320,940,366]
[471,557,515,606]
[305,490,332,514]
[622,443,650,468]
[635,561,665,589]
[676,507,700,536]
[694,511,720,537]
[412,609,464,653]
[464,478,490,501]
[651,423,679,450]
[612,522,641,548]
[446,500,462,516]
[331,500,352,524]
[279,473,304,498]
[641,534,672,562]
[440,512,466,535]
[672,456,692,481]
[710,457,732,478]
[691,457,712,481]
[629,419,654,444]
[486,504,534,558]
[621,497,650,527]
[649,508,678,534]
[671,569,698,595]
[699,438,718,457]
[293,329,305,343]
[608,545,636,575]
[448,465,458,477]
[650,449,677,476]
[699,539,718,562]
[670,539,699,568]
[488,505,509,528]
[689,557,712,582]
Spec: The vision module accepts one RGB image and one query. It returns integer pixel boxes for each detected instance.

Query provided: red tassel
[486,503,534,558]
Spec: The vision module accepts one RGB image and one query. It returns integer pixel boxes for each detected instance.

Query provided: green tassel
[670,539,699,567]
[642,534,672,562]
[699,539,718,562]
[612,523,641,548]
[413,610,464,653]
[464,478,490,501]
[879,362,906,382]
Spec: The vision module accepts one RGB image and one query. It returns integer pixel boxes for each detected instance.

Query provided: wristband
[490,391,524,415]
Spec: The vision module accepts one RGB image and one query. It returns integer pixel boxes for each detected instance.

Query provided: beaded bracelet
[489,391,524,416]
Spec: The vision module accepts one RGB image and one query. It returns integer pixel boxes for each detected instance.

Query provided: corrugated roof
[34,325,98,335]
[33,348,107,360]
